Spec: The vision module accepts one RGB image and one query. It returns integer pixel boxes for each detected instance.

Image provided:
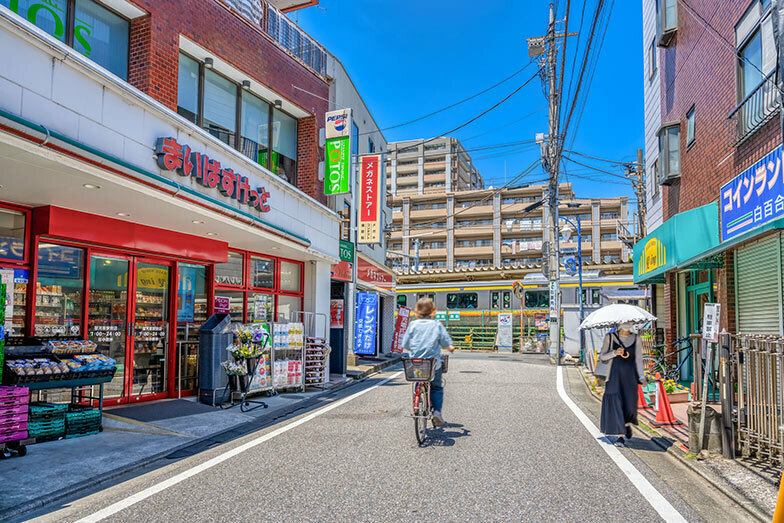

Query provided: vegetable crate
[28,402,67,440]
[0,386,29,444]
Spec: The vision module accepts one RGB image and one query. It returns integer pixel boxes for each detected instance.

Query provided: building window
[446,293,478,309]
[648,37,657,79]
[0,207,27,262]
[35,244,85,337]
[177,54,200,124]
[656,0,677,45]
[215,251,245,286]
[658,123,681,184]
[368,138,375,153]
[203,69,238,147]
[271,109,298,184]
[600,212,619,220]
[2,0,130,79]
[686,106,695,145]
[351,122,359,156]
[176,53,299,186]
[240,91,270,168]
[736,1,775,100]
[250,256,275,289]
[650,159,660,198]
[601,233,618,241]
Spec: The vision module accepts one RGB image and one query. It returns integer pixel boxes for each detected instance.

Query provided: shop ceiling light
[192,220,204,224]
[241,80,251,89]
[117,212,130,217]
[204,57,214,68]
[83,183,101,189]
[274,99,283,108]
[207,232,218,236]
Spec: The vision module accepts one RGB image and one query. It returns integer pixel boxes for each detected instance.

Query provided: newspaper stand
[271,319,305,393]
[296,312,330,389]
[219,324,273,412]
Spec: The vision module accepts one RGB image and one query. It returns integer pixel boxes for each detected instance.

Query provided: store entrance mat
[107,400,216,422]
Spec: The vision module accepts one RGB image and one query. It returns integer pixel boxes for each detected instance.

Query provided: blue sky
[292,0,643,203]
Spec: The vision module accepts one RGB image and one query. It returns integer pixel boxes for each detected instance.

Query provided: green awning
[633,203,720,284]
[678,215,784,267]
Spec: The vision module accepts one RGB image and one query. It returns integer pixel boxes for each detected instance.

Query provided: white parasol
[579,303,656,330]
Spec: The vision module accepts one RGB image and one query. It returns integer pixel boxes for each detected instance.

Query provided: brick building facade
[638,0,783,354]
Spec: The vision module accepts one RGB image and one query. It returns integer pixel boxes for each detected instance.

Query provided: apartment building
[386,137,483,196]
[389,183,629,272]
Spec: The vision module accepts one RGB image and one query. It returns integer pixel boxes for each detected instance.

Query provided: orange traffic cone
[651,380,684,427]
[638,384,652,410]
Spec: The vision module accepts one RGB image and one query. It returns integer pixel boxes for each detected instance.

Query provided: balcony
[728,71,781,146]
[263,2,327,76]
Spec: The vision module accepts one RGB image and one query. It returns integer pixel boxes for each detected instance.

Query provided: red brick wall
[126,0,328,203]
[658,0,782,338]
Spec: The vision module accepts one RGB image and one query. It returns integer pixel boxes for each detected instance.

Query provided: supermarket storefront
[0,17,339,404]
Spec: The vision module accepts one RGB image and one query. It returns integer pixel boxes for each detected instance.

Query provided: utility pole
[546,3,562,365]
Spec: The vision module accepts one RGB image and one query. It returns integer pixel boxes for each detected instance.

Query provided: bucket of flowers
[229,325,271,374]
[662,378,690,403]
[221,361,248,391]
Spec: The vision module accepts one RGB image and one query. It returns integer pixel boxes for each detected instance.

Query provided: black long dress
[600,334,639,436]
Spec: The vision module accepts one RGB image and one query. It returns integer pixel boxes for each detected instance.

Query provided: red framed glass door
[87,254,131,400]
[129,259,172,401]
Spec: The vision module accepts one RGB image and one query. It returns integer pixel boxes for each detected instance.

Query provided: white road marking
[76,371,404,523]
[556,367,687,523]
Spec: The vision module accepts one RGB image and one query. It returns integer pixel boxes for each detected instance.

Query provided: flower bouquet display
[221,361,248,392]
[223,324,273,395]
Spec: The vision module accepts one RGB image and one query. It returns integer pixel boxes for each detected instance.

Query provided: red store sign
[155,137,271,212]
[357,256,394,289]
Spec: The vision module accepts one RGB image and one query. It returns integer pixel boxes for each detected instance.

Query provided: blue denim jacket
[402,319,453,368]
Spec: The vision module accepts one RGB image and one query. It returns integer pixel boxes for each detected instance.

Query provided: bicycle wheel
[414,383,429,445]
[642,356,665,378]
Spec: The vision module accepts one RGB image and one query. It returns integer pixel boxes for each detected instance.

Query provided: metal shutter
[735,233,783,334]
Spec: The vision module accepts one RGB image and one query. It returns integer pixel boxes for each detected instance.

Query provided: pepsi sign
[326,109,351,139]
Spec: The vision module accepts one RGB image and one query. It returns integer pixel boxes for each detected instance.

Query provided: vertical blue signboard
[354,292,378,355]
[721,145,784,241]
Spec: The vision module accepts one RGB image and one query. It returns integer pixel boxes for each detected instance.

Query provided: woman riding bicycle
[402,298,455,427]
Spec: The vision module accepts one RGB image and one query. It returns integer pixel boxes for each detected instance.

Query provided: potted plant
[221,361,248,391]
[663,379,689,403]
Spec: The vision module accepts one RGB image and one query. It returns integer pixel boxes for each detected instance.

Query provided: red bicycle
[403,354,448,445]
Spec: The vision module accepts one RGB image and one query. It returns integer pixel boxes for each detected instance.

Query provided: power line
[421,70,541,146]
[460,106,547,142]
[359,60,537,137]
[562,154,630,180]
[564,148,634,165]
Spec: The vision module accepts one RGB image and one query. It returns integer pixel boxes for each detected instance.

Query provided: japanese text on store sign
[390,306,411,353]
[155,138,271,213]
[721,145,783,241]
[358,154,382,244]
[354,292,378,355]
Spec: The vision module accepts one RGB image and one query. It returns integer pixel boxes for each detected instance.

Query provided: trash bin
[198,313,233,405]
[687,404,723,453]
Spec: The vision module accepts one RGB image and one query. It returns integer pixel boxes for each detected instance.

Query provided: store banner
[358,154,382,244]
[330,240,354,281]
[330,299,344,328]
[324,109,352,195]
[721,144,784,241]
[390,306,411,353]
[497,312,513,352]
[357,256,394,289]
[354,292,378,355]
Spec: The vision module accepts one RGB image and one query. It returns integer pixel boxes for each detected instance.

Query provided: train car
[395,271,647,355]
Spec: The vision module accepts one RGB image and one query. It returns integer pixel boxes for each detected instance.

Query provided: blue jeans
[430,366,444,412]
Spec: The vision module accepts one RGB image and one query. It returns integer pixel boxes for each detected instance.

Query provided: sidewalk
[579,367,779,519]
[0,366,396,520]
[347,353,403,379]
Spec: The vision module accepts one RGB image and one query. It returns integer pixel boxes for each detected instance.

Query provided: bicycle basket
[441,353,449,374]
[403,358,436,382]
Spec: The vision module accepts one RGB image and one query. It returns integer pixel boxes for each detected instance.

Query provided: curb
[3,367,394,521]
[576,368,772,523]
[347,357,402,379]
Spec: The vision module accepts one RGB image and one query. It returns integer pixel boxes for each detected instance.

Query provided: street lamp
[560,212,584,362]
